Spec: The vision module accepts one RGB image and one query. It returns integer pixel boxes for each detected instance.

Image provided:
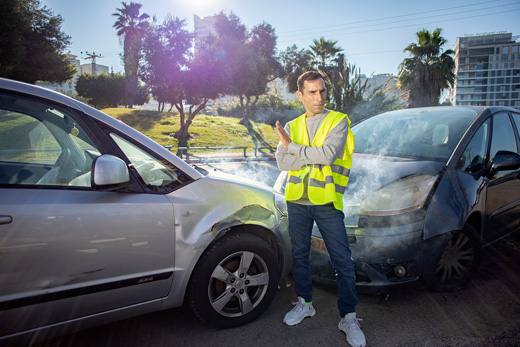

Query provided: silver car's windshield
[352,107,478,161]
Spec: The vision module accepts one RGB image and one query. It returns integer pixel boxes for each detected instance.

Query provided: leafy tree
[279,45,313,93]
[308,37,343,69]
[280,38,342,94]
[140,15,192,111]
[113,1,150,108]
[349,86,403,123]
[320,54,402,122]
[0,0,76,84]
[172,60,223,148]
[397,28,455,108]
[76,72,148,108]
[141,15,223,149]
[321,54,367,116]
[201,13,281,124]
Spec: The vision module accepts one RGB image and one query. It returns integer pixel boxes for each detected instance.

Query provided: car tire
[430,223,482,292]
[188,232,280,328]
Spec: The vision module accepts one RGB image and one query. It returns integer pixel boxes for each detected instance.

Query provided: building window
[503,46,510,54]
[513,46,519,53]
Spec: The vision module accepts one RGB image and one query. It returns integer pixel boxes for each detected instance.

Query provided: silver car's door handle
[0,216,13,224]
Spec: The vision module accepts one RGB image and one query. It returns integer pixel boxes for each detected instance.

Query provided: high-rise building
[194,14,219,52]
[451,32,520,109]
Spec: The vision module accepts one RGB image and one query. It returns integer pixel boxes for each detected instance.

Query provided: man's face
[297,78,327,117]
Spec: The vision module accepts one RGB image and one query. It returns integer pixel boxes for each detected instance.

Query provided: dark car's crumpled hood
[343,153,446,213]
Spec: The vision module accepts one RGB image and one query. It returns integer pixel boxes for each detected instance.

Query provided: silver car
[0,78,290,344]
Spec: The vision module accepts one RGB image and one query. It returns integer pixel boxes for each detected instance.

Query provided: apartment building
[37,54,109,95]
[451,32,520,109]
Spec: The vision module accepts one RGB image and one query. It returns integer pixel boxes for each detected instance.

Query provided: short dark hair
[297,71,325,93]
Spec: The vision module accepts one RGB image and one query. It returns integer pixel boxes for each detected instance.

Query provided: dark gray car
[0,78,291,344]
[275,106,520,293]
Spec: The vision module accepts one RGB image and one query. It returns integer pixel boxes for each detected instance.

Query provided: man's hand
[276,120,291,149]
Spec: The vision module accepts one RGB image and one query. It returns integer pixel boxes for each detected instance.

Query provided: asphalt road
[36,234,520,347]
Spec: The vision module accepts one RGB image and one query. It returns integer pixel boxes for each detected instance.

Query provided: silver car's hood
[206,169,275,192]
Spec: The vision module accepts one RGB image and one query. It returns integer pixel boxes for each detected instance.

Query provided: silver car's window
[110,133,182,189]
[456,119,490,173]
[352,108,477,161]
[0,92,100,187]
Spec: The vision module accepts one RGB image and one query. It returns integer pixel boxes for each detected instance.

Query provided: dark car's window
[511,113,520,144]
[0,92,100,186]
[352,108,477,161]
[490,112,518,159]
[456,119,490,173]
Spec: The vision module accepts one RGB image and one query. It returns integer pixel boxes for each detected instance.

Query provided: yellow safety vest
[285,111,354,211]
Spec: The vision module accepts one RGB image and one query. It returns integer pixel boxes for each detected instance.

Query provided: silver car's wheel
[188,233,279,328]
[208,250,269,317]
[430,224,481,292]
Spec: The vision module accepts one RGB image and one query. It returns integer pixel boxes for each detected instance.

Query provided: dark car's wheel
[430,224,482,292]
[188,233,280,328]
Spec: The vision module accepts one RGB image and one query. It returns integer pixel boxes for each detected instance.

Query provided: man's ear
[296,90,303,101]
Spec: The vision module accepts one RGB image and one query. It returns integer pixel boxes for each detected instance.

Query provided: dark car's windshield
[352,107,478,161]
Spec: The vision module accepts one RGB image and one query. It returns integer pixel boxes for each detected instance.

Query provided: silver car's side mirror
[92,154,130,190]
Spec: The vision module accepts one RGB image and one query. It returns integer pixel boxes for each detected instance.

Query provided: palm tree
[308,37,343,68]
[113,2,149,108]
[397,28,455,108]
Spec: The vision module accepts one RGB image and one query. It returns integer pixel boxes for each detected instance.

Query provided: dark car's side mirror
[488,150,520,178]
[92,154,130,191]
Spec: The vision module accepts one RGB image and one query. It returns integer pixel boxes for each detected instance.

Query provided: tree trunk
[239,95,259,125]
[173,99,208,155]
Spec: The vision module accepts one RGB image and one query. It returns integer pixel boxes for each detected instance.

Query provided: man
[275,71,366,347]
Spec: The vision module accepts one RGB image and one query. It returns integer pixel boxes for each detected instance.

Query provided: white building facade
[452,32,520,109]
[37,54,109,95]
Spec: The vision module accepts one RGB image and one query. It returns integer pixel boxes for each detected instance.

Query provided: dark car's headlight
[359,174,437,216]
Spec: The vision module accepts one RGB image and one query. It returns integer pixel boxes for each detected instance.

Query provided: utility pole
[81,51,103,75]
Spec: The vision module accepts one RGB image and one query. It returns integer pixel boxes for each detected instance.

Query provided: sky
[43,0,520,78]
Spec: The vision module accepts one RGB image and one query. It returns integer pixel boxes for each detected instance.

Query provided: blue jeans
[287,201,358,317]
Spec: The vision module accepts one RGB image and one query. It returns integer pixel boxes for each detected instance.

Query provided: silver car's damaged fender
[162,174,290,308]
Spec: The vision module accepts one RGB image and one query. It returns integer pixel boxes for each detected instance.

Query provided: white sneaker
[338,313,366,347]
[283,297,316,326]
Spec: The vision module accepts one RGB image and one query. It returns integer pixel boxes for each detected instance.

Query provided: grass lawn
[102,108,279,155]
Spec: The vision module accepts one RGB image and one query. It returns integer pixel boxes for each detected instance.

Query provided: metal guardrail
[164,145,275,162]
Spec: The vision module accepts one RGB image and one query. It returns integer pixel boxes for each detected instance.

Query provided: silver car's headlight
[359,174,437,216]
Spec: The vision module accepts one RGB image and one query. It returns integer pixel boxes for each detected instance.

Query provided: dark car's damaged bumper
[310,222,451,293]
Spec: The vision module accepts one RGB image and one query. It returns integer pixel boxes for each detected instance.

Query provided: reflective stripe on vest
[285,111,354,211]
